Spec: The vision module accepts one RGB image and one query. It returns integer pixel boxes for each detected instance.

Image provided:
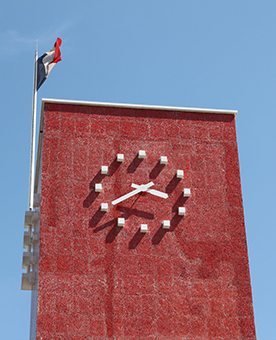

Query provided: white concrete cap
[177,170,184,179]
[117,154,124,162]
[183,188,191,197]
[178,207,186,216]
[95,183,102,192]
[117,218,125,227]
[160,156,168,164]
[140,224,148,233]
[101,166,108,174]
[138,150,146,158]
[101,203,108,211]
[162,220,170,229]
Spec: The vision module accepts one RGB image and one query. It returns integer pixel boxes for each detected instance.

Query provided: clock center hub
[140,184,148,192]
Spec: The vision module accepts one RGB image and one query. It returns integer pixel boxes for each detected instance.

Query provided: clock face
[84,141,192,246]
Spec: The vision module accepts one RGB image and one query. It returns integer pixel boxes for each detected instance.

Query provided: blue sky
[1,1,275,339]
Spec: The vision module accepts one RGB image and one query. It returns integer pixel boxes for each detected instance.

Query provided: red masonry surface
[37,102,256,339]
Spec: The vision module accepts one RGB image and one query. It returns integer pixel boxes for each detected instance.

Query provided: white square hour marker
[138,150,146,159]
[177,170,184,179]
[117,218,125,227]
[95,183,102,192]
[140,224,148,233]
[178,207,186,216]
[101,203,108,212]
[162,220,170,229]
[160,156,168,165]
[101,166,108,174]
[183,188,191,197]
[117,154,124,162]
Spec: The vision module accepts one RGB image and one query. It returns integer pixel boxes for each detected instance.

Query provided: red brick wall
[37,103,256,339]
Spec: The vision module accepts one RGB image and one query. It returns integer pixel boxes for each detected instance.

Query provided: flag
[37,38,62,90]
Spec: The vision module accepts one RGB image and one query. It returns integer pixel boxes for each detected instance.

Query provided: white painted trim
[41,98,238,117]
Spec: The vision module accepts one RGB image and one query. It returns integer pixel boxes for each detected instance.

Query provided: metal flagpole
[28,40,38,211]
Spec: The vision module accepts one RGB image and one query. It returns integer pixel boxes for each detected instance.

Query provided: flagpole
[28,40,38,211]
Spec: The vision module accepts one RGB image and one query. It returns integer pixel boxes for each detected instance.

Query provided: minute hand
[112,182,154,205]
[131,184,168,199]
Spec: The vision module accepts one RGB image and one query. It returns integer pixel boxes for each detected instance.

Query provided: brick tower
[22,99,256,339]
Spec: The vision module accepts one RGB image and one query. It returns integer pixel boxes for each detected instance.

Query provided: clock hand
[146,189,168,199]
[112,188,142,205]
[112,182,154,205]
[131,183,168,199]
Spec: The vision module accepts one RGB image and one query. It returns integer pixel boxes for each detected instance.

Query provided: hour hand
[131,183,168,199]
[112,182,154,205]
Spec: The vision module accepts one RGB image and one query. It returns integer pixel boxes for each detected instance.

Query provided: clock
[84,146,191,246]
